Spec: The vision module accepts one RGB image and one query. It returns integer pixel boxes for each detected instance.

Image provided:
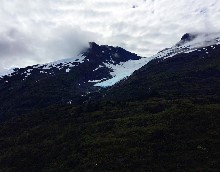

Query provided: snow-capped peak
[149,32,220,61]
[176,33,199,46]
[0,42,142,87]
[175,32,220,48]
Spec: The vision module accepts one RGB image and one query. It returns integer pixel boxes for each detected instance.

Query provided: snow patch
[95,57,151,87]
[88,79,104,83]
[0,68,17,78]
[36,54,86,71]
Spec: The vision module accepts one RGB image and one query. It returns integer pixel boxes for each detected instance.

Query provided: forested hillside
[0,42,219,171]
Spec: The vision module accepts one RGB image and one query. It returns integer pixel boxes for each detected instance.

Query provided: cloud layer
[0,0,220,71]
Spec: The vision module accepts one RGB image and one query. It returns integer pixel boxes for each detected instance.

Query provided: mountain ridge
[0,42,142,120]
[0,32,220,121]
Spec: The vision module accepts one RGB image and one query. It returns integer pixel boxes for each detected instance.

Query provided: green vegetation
[0,98,219,171]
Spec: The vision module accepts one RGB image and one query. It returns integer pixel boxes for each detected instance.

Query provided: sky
[0,0,220,72]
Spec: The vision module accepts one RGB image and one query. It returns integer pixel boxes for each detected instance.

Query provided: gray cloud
[0,28,32,55]
[0,25,101,70]
[0,0,220,72]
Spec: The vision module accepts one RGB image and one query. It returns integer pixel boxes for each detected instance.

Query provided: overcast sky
[0,0,220,72]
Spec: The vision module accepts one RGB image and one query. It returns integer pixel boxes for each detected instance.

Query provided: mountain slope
[104,33,220,102]
[1,33,220,120]
[0,42,142,120]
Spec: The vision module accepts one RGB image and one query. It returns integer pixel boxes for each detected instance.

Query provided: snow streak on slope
[95,58,151,87]
[33,54,86,73]
[0,54,86,79]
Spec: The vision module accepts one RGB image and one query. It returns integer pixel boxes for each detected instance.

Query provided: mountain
[1,33,220,121]
[0,33,219,171]
[0,42,142,120]
[105,34,220,101]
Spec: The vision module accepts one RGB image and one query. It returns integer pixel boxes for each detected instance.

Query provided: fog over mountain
[0,0,220,72]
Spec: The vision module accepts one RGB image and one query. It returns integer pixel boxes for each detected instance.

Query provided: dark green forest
[0,99,219,171]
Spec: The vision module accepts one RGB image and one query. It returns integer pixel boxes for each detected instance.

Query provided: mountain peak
[176,33,198,46]
[88,42,99,49]
[175,32,220,47]
[181,33,198,42]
